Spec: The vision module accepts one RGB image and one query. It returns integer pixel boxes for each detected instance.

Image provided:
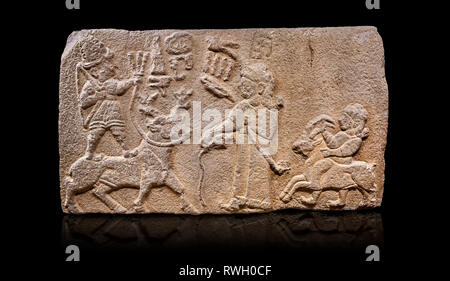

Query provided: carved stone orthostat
[59,27,388,214]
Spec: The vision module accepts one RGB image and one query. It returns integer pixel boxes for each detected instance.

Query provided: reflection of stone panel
[59,27,388,214]
[61,211,383,248]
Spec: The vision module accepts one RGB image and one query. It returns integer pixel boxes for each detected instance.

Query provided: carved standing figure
[77,36,141,160]
[279,103,377,207]
[200,62,290,211]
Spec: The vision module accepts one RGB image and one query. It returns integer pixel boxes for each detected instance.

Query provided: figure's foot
[86,153,104,161]
[220,197,242,212]
[259,198,271,209]
[85,151,94,160]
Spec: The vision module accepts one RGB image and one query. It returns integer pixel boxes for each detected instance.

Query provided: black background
[11,0,434,278]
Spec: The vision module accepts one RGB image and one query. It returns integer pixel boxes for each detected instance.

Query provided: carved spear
[197,147,208,207]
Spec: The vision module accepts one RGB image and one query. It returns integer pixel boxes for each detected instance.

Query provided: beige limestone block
[59,27,388,214]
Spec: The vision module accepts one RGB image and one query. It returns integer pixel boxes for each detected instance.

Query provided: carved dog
[279,114,377,207]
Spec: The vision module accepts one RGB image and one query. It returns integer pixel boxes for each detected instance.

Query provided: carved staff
[197,147,208,207]
[197,141,226,207]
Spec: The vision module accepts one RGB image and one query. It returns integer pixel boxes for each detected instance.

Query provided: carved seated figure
[278,104,377,207]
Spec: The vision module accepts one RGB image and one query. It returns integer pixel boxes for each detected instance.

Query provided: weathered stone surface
[59,27,388,214]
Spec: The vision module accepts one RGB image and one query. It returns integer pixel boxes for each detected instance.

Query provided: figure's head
[339,103,368,137]
[89,59,116,82]
[238,63,275,100]
[80,36,115,82]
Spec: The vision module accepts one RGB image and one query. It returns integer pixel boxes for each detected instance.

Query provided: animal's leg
[308,159,333,191]
[64,177,75,209]
[282,180,311,203]
[92,181,127,213]
[327,189,350,207]
[300,190,321,205]
[279,175,306,201]
[357,187,371,206]
[63,176,93,213]
[133,183,152,212]
[165,171,199,214]
[294,159,333,205]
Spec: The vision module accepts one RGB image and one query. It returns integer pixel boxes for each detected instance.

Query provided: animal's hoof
[281,194,292,203]
[300,196,316,205]
[327,199,344,207]
[66,203,80,213]
[278,191,287,201]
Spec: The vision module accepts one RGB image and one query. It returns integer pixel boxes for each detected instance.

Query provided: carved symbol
[164,32,194,82]
[145,35,173,95]
[169,53,193,81]
[202,52,234,81]
[165,32,193,55]
[200,37,240,102]
[199,74,234,102]
[149,36,166,75]
[141,87,193,140]
[279,104,377,207]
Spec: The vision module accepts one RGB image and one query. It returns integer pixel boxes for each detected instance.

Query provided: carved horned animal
[63,139,198,214]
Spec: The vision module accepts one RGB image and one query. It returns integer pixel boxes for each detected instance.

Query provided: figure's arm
[201,111,236,149]
[322,137,362,157]
[254,144,290,175]
[114,78,138,96]
[322,130,341,148]
[79,82,103,109]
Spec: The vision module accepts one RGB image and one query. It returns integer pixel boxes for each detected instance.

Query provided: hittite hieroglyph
[59,27,388,214]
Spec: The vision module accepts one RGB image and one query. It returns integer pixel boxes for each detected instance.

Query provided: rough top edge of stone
[61,26,379,61]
